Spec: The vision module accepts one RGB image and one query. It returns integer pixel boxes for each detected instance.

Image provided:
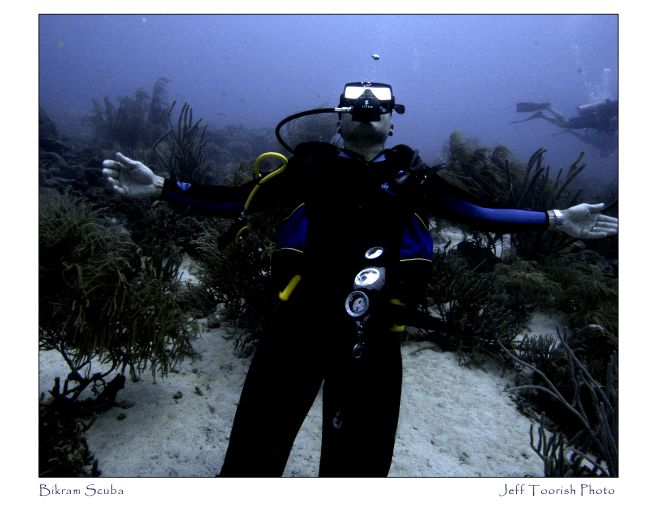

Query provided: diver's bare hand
[548,203,618,239]
[102,152,164,198]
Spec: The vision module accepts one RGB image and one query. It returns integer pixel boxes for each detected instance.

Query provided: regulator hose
[275,107,346,154]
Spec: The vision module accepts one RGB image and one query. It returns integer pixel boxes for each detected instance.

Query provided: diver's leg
[318,331,403,477]
[544,106,569,125]
[513,103,567,127]
[219,309,323,477]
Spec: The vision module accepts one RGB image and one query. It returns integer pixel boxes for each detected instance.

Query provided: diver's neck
[343,143,386,162]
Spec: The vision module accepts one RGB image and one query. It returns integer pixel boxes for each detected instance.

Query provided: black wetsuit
[161,142,549,477]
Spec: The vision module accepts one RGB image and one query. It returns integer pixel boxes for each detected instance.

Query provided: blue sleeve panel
[160,179,251,219]
[434,195,549,233]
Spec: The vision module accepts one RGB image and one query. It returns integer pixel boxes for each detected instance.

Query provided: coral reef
[39,110,106,195]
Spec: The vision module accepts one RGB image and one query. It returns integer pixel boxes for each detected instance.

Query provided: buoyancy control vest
[263,142,434,325]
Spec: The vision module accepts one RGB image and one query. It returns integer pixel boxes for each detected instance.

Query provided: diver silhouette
[512,99,618,134]
[511,99,618,156]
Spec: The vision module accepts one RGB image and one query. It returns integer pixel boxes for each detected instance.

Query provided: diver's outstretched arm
[428,195,617,239]
[102,152,250,218]
[409,168,618,239]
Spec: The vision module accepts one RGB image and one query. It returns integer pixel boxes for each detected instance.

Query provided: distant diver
[512,99,618,134]
[511,99,618,155]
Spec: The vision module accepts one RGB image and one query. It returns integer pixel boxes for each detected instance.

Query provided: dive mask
[339,82,405,122]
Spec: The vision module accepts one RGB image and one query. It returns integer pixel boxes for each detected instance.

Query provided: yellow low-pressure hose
[253,152,288,181]
[244,152,289,210]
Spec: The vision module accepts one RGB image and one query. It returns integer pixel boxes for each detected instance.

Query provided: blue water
[39,14,618,183]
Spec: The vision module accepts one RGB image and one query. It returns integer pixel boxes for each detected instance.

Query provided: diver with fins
[103,81,618,477]
[512,98,618,134]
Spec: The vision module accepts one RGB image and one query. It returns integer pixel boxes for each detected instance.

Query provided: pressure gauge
[345,290,370,318]
[353,267,385,291]
[365,246,384,259]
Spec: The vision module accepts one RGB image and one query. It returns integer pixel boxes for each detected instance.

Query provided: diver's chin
[351,121,384,133]
[340,120,390,145]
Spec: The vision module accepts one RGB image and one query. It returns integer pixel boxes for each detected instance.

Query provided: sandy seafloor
[39,311,562,478]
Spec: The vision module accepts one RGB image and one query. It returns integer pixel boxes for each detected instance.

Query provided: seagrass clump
[424,246,527,367]
[191,212,277,356]
[39,191,198,405]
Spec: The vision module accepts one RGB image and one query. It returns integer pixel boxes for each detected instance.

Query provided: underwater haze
[39,14,618,183]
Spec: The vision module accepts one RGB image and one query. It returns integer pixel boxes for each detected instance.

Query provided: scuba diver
[102,81,618,477]
[512,99,618,134]
[511,99,618,157]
